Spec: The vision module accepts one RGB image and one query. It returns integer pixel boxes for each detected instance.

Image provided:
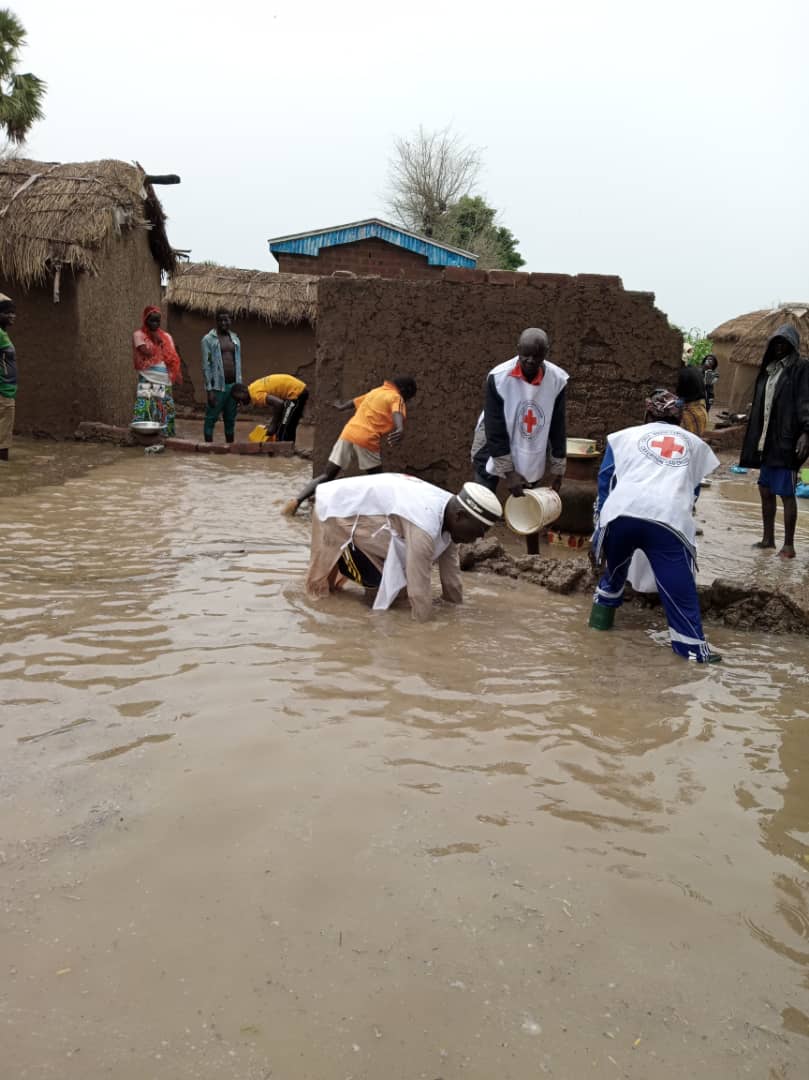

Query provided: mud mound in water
[459,537,589,594]
[701,578,809,634]
[460,538,809,634]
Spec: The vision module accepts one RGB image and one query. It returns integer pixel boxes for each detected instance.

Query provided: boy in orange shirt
[283,375,417,516]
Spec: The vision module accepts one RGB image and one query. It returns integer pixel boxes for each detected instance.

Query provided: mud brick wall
[312,270,681,492]
[276,238,445,280]
[166,307,316,407]
[75,229,163,431]
[1,229,161,438]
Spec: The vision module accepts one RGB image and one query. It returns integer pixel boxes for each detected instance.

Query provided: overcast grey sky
[18,0,809,333]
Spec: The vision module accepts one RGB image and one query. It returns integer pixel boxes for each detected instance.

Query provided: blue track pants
[594,517,712,662]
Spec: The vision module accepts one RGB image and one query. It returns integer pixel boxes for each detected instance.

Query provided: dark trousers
[204,384,238,442]
[472,443,499,493]
[594,517,711,661]
[277,389,308,444]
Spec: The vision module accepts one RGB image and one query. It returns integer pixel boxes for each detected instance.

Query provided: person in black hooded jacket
[739,324,809,558]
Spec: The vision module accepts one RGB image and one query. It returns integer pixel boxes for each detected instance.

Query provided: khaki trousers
[0,395,15,450]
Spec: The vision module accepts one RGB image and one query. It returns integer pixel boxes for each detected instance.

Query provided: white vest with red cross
[485,358,569,484]
[599,422,720,548]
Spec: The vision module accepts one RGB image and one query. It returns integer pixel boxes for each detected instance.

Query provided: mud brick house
[0,158,176,438]
[165,263,318,406]
[268,218,477,280]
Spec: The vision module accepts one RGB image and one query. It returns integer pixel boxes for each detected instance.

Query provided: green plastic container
[801,467,809,485]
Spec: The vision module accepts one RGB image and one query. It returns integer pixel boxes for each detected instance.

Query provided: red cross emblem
[651,435,685,459]
[523,408,538,435]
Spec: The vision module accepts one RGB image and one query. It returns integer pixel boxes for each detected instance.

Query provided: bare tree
[386,125,482,237]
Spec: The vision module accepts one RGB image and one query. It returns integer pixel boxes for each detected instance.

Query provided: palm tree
[0,9,45,144]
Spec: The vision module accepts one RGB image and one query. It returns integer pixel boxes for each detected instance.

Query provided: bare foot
[778,546,796,559]
[281,498,299,517]
[752,540,776,550]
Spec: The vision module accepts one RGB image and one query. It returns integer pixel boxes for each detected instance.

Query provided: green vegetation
[673,325,714,366]
[433,195,525,271]
[0,9,45,144]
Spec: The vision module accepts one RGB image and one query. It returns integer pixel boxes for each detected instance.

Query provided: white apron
[596,423,720,591]
[484,358,569,484]
[314,474,453,611]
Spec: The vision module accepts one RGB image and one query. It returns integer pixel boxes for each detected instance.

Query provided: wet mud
[1,443,809,1079]
[461,539,809,634]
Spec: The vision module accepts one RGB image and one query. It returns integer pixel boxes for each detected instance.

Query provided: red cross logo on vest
[639,429,690,467]
[651,435,685,459]
[518,401,544,440]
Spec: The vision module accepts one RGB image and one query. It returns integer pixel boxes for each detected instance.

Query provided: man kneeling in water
[305,475,502,622]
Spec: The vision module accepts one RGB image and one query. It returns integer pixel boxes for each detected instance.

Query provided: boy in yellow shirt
[283,375,417,516]
[232,374,309,444]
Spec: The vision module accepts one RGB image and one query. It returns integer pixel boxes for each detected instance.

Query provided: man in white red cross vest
[471,327,568,554]
[589,389,722,664]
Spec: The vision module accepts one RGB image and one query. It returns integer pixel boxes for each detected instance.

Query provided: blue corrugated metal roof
[268,218,477,268]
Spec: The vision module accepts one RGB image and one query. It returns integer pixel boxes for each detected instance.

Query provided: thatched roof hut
[0,157,175,289]
[165,263,318,326]
[164,264,319,404]
[709,304,809,410]
[0,157,176,437]
[710,304,809,366]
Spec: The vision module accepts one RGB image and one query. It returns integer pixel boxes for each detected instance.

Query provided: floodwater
[2,442,809,1080]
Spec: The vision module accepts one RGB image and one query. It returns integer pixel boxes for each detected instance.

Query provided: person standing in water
[739,324,809,559]
[471,327,568,554]
[132,306,183,435]
[201,311,242,444]
[0,294,18,462]
[589,389,721,663]
[283,375,417,516]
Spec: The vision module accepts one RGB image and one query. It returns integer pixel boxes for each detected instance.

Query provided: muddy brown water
[2,441,809,1079]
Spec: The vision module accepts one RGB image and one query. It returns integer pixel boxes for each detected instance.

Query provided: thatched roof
[165,262,318,325]
[0,158,175,288]
[710,304,809,367]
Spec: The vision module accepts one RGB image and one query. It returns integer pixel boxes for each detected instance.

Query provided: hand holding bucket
[504,487,562,535]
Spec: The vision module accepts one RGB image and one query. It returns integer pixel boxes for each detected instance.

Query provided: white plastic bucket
[504,487,562,535]
[566,437,597,456]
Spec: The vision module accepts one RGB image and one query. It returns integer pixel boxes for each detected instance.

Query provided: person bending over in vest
[471,327,568,554]
[201,311,242,444]
[283,375,417,516]
[739,324,809,559]
[231,374,309,444]
[589,389,722,664]
[306,475,502,621]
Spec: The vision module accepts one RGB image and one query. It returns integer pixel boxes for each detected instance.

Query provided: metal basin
[130,421,164,434]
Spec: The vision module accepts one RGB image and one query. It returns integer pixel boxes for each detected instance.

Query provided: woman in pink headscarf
[132,306,183,435]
